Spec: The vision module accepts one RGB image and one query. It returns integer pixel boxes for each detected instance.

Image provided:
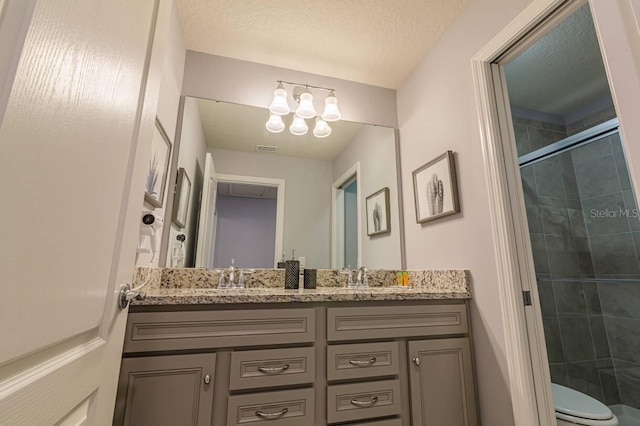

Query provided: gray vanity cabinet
[113,353,216,426]
[116,300,477,425]
[408,338,477,426]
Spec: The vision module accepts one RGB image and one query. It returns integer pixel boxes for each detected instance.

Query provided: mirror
[163,96,403,270]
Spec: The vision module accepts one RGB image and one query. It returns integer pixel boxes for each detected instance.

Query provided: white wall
[210,148,333,268]
[138,1,186,266]
[396,0,534,424]
[166,97,207,266]
[333,125,402,269]
[213,195,277,268]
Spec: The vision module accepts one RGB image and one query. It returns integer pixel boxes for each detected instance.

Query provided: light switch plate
[298,256,306,268]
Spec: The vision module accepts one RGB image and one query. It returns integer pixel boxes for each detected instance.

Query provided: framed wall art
[144,118,172,208]
[171,168,191,229]
[412,150,460,223]
[366,187,391,236]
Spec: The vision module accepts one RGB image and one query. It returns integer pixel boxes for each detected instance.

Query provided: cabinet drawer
[327,379,401,424]
[229,347,315,391]
[357,420,402,426]
[226,388,314,426]
[327,342,399,381]
[327,304,467,341]
[124,308,315,353]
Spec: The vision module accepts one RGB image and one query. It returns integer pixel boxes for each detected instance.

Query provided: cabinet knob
[204,374,211,384]
[413,357,420,366]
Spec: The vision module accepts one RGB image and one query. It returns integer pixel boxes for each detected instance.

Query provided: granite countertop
[130,268,471,305]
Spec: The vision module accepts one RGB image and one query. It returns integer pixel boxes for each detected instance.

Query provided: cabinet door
[408,338,477,426]
[113,353,216,426]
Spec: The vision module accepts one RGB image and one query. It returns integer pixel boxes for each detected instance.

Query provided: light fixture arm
[277,80,335,94]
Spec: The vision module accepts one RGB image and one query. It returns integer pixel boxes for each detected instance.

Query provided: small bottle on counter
[277,253,286,269]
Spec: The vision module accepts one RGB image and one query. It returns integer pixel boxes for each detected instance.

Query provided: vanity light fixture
[265,80,342,138]
[289,115,309,135]
[313,118,332,138]
[321,90,342,122]
[265,113,285,133]
[268,82,291,115]
[293,86,316,119]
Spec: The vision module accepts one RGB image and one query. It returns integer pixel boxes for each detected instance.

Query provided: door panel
[195,152,217,268]
[0,0,167,424]
[408,338,477,426]
[114,354,216,426]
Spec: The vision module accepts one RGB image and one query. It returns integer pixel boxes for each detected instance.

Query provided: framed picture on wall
[144,118,172,208]
[366,187,391,236]
[412,150,460,224]
[171,168,191,229]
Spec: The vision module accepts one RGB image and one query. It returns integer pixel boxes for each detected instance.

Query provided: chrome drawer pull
[349,357,376,366]
[257,364,290,374]
[350,396,379,407]
[255,407,288,419]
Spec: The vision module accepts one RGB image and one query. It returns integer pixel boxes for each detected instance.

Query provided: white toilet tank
[552,383,618,426]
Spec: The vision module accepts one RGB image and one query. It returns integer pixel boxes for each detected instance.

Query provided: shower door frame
[472,0,640,425]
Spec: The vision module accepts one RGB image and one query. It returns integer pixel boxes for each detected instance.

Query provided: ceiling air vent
[256,145,277,153]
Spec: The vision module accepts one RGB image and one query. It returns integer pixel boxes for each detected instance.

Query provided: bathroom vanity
[113,269,478,426]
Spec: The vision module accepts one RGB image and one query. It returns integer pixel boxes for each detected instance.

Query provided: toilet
[552,383,619,426]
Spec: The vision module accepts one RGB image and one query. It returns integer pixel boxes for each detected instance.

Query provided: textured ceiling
[196,98,364,161]
[505,4,610,116]
[176,0,472,89]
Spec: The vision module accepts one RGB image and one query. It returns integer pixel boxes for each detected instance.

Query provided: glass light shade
[322,93,342,121]
[295,92,316,119]
[289,116,308,135]
[269,87,290,115]
[265,114,285,133]
[313,118,332,138]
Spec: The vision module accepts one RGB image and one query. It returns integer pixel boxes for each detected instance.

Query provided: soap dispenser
[284,250,300,289]
[277,253,286,269]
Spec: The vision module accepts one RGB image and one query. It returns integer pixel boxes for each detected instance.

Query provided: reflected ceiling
[196,99,364,161]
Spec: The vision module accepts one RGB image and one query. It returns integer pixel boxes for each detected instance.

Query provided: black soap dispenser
[277,252,286,269]
[284,250,299,289]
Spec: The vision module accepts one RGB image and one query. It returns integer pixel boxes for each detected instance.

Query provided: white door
[0,0,168,424]
[195,152,217,268]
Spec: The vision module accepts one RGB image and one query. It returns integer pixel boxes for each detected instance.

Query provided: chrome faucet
[228,259,236,287]
[214,259,238,289]
[356,266,369,287]
[340,267,355,288]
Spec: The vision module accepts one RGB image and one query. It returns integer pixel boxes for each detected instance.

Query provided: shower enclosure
[515,110,640,424]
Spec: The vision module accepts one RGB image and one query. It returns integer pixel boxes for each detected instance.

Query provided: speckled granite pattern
[132,267,162,291]
[148,268,469,291]
[131,267,470,305]
[132,286,470,305]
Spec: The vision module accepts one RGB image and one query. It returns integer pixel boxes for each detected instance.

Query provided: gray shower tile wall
[514,113,619,405]
[575,131,640,409]
[512,116,567,157]
[598,280,640,409]
[566,105,617,136]
[516,108,640,409]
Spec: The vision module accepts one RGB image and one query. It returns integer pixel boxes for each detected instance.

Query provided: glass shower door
[520,125,640,422]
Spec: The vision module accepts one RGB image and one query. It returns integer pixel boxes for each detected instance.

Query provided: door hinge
[523,290,532,306]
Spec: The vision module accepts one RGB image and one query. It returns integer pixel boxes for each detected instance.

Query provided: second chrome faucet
[216,259,254,289]
[340,266,369,288]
